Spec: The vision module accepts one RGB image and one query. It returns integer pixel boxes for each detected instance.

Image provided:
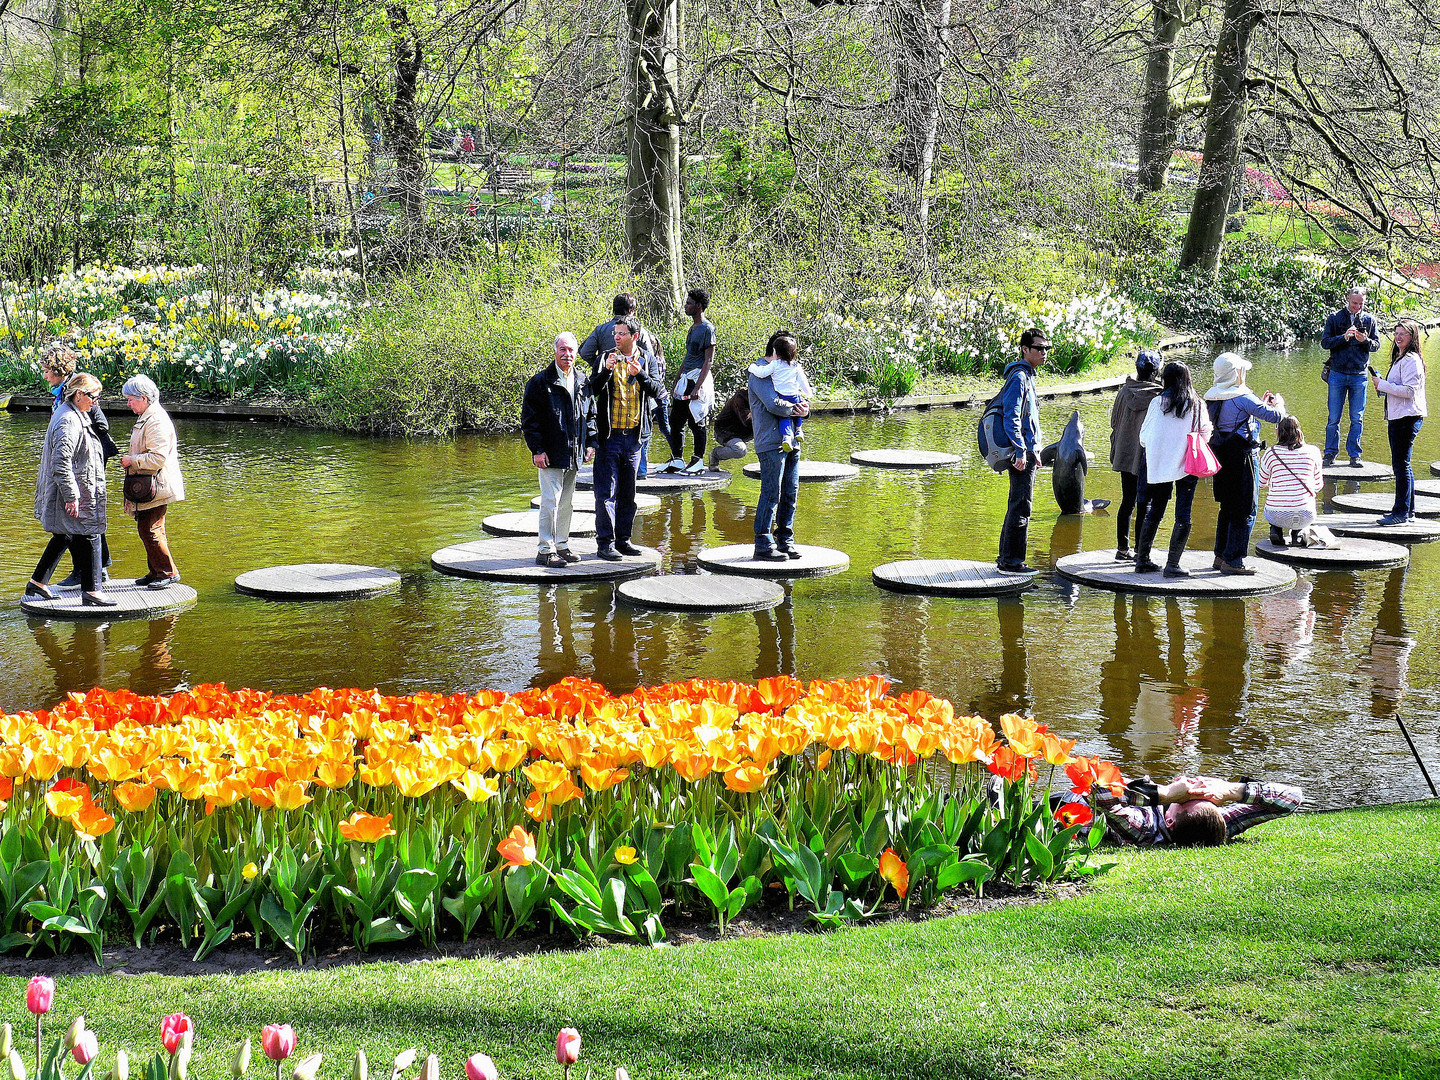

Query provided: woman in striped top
[1258,416,1323,547]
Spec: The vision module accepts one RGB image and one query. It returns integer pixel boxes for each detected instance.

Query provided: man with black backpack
[994,328,1048,573]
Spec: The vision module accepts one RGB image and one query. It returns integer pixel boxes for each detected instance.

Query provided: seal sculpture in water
[1040,410,1111,515]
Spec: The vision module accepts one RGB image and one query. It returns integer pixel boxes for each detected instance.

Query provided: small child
[749,334,813,451]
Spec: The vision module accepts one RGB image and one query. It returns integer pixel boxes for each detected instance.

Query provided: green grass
[5,801,1436,1079]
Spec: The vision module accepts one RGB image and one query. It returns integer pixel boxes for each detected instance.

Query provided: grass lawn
[5,801,1435,1080]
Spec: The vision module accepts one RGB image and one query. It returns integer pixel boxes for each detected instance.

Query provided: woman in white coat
[1135,361,1212,578]
[1371,319,1427,525]
[120,374,186,588]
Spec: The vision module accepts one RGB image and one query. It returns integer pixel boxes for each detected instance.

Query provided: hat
[1203,352,1251,401]
[1019,327,1052,350]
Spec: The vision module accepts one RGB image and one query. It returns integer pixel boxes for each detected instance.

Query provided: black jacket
[1320,308,1380,375]
[520,362,596,470]
[588,351,665,442]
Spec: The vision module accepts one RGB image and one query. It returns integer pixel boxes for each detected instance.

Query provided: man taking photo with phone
[1320,286,1381,468]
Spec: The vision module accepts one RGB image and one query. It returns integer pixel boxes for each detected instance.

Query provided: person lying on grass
[1057,775,1304,847]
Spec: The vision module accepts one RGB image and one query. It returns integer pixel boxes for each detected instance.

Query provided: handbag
[1183,408,1220,478]
[123,471,157,504]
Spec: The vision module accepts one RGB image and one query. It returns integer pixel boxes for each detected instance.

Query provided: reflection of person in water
[1362,566,1412,718]
[970,598,1029,718]
[1192,599,1258,758]
[31,620,108,701]
[129,615,185,698]
[1098,594,1166,764]
[533,587,578,688]
[1310,569,1364,645]
[1252,577,1316,668]
[755,602,796,677]
[590,587,642,692]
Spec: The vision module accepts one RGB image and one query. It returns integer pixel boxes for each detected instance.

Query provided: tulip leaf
[837,853,876,890]
[937,860,993,892]
[363,918,413,946]
[1024,833,1054,881]
[691,864,732,915]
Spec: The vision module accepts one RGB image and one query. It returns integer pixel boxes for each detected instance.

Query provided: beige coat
[125,403,185,515]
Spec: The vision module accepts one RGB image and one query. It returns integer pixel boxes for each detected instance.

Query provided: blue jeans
[593,430,641,547]
[754,447,800,552]
[1389,416,1424,517]
[1325,370,1368,460]
[1140,475,1197,565]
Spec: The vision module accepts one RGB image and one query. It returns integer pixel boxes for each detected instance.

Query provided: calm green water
[3,342,1437,809]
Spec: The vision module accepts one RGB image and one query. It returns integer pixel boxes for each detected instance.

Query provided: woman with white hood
[1204,352,1286,575]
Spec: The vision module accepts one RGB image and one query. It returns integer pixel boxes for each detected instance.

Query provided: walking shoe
[1220,561,1257,576]
[136,572,163,587]
[596,546,623,561]
[776,544,802,560]
[1212,556,1225,570]
[1375,512,1408,527]
[556,548,581,563]
[1133,558,1162,574]
[662,458,686,474]
[24,580,56,600]
[1322,454,1335,468]
[81,591,117,607]
[683,456,706,474]
[1290,530,1308,548]
[1350,458,1363,468]
[147,574,180,590]
[57,570,82,588]
[753,547,789,562]
[1114,549,1134,562]
[780,436,795,451]
[996,562,1038,574]
[1269,526,1286,547]
[1162,564,1191,578]
[536,552,567,569]
[615,541,643,556]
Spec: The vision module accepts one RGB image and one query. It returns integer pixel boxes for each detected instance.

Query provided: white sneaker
[683,458,706,474]
[663,458,685,473]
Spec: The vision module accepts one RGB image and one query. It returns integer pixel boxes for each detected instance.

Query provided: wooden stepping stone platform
[1432,461,1440,478]
[1315,513,1440,544]
[1414,479,1440,498]
[696,544,849,578]
[483,510,597,538]
[1321,459,1393,482]
[741,460,860,482]
[235,563,401,601]
[575,467,732,494]
[617,574,784,613]
[530,492,660,514]
[19,581,198,621]
[1055,549,1296,597]
[872,559,1037,597]
[850,449,961,470]
[431,537,658,583]
[1330,491,1440,518]
[1253,537,1408,570]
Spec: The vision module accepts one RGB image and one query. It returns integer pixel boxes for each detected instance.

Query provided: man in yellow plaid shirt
[588,316,664,559]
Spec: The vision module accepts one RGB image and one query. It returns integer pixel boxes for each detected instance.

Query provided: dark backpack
[977,371,1029,471]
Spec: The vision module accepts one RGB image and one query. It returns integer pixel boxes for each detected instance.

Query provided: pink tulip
[25,978,54,1016]
[261,1026,296,1062]
[161,1014,192,1056]
[554,1030,581,1067]
[464,1055,497,1080]
[71,1032,98,1066]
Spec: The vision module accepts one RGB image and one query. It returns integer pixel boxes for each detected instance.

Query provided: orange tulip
[523,760,570,794]
[1040,733,1076,766]
[1054,803,1094,828]
[271,779,313,810]
[338,811,397,843]
[722,763,770,794]
[814,749,832,771]
[987,745,1036,784]
[999,714,1044,759]
[878,848,909,899]
[70,801,115,839]
[523,789,552,822]
[497,826,537,868]
[113,781,157,812]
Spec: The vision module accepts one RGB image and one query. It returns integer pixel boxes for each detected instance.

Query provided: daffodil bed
[0,677,1118,962]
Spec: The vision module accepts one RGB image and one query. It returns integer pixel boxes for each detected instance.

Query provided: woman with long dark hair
[1108,349,1163,560]
[1372,319,1428,525]
[1135,361,1211,577]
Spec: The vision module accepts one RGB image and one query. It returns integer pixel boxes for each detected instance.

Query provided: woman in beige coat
[120,374,185,588]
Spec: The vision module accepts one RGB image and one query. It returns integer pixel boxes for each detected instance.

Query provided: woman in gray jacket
[27,372,116,606]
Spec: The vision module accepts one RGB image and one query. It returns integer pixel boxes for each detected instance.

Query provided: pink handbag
[1184,426,1220,477]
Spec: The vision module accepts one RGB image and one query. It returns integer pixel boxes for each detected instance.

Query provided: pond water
[3,341,1438,810]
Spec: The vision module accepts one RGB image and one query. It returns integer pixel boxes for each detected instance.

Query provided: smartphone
[1368,365,1380,377]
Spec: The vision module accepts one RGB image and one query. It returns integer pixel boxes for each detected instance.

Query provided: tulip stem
[35,1015,41,1079]
[278,1061,284,1080]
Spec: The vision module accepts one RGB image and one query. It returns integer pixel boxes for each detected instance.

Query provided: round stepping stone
[1414,478,1440,498]
[482,510,597,538]
[431,537,658,583]
[1055,549,1295,597]
[740,460,860,482]
[1314,513,1440,544]
[530,492,660,514]
[235,563,401,601]
[618,574,784,613]
[1330,491,1440,518]
[1321,459,1393,482]
[575,466,732,494]
[850,449,961,470]
[1253,537,1408,570]
[872,559,1036,596]
[19,580,197,621]
[697,544,849,578]
[1431,461,1440,478]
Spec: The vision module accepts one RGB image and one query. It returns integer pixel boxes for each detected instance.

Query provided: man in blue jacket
[520,333,597,568]
[1319,287,1380,467]
[996,328,1047,573]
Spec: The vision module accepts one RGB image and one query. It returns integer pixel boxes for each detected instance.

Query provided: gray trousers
[536,467,578,553]
[708,436,747,468]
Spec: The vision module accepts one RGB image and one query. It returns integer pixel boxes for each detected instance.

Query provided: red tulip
[555,1029,581,1067]
[261,1026,295,1062]
[25,978,54,1016]
[1054,802,1093,828]
[464,1055,497,1080]
[71,1032,98,1066]
[161,1014,192,1055]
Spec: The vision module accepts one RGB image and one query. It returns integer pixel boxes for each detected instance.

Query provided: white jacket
[1139,396,1213,485]
[1375,352,1427,420]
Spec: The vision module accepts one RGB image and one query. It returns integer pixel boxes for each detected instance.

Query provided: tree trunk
[887,0,951,279]
[1178,0,1261,274]
[382,4,427,230]
[625,0,684,318]
[1136,0,1184,196]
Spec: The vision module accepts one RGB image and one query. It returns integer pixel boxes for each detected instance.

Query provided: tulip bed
[0,677,1119,962]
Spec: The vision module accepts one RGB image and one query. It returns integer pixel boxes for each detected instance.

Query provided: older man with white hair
[520,332,597,568]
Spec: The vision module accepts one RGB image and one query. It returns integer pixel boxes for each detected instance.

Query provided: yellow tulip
[523,760,570,794]
[451,770,499,803]
[113,781,157,812]
[614,846,639,865]
[45,790,85,820]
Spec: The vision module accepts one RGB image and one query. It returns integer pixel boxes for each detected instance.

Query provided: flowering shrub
[0,677,1117,960]
[0,263,362,396]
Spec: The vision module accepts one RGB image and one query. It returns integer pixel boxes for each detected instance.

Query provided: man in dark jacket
[521,333,597,568]
[579,292,669,476]
[1319,286,1381,467]
[588,316,665,559]
[995,328,1047,574]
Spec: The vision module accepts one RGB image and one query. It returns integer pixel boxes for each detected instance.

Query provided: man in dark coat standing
[521,332,597,568]
[1319,286,1381,467]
